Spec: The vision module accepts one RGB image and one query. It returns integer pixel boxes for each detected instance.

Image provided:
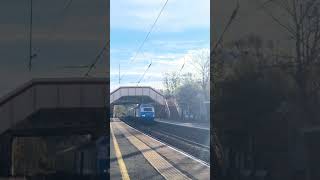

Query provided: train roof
[140,103,154,107]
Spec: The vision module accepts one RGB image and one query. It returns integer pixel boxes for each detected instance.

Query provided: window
[143,108,153,112]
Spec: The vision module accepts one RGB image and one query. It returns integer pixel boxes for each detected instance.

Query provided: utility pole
[118,63,120,84]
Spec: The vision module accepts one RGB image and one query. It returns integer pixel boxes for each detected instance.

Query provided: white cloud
[149,40,209,50]
[110,0,210,89]
[110,48,210,89]
[111,0,210,32]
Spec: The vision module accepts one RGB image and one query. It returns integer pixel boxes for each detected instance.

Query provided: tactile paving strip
[112,121,191,180]
[111,123,131,180]
[122,121,210,179]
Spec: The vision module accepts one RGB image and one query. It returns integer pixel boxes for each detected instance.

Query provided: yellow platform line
[111,123,130,180]
[113,121,191,180]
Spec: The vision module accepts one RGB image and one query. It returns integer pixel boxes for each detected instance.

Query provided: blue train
[129,104,155,122]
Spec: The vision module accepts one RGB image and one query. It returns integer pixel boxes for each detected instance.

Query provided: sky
[0,0,108,96]
[110,0,210,91]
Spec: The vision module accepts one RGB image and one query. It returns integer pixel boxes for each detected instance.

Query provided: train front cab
[139,105,155,124]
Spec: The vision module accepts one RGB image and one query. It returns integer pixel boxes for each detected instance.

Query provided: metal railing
[164,99,171,118]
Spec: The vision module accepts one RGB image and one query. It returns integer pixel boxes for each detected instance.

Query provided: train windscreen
[143,108,153,112]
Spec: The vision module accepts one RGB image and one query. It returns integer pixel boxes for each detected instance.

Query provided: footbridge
[0,78,108,176]
[110,86,170,118]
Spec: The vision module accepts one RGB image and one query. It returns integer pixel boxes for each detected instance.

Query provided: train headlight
[142,114,145,117]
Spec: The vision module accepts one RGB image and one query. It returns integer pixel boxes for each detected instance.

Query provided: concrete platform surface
[110,118,210,180]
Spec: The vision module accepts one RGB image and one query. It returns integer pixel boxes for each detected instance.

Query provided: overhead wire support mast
[119,0,169,82]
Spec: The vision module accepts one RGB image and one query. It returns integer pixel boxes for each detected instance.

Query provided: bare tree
[260,0,320,123]
[211,2,240,177]
[190,49,210,100]
[162,72,181,97]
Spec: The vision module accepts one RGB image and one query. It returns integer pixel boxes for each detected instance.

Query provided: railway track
[121,118,210,164]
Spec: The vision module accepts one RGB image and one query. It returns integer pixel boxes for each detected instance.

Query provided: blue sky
[110,0,210,91]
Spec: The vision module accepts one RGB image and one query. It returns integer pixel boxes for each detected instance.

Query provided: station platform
[155,119,209,130]
[110,118,210,180]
